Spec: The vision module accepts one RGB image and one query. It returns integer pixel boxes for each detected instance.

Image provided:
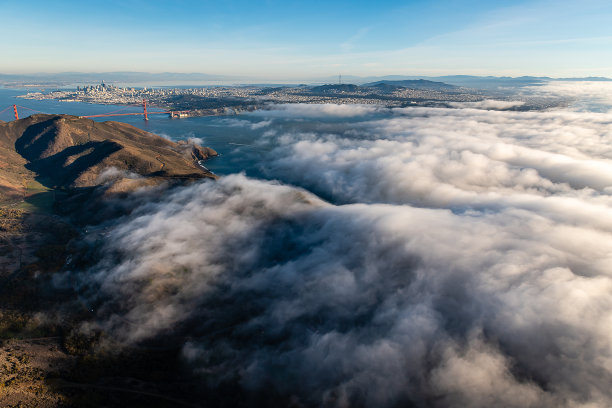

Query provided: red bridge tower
[143,99,148,121]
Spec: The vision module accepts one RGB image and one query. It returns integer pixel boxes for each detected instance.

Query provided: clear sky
[2,0,612,79]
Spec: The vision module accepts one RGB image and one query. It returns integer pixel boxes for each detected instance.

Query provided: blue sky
[2,0,612,79]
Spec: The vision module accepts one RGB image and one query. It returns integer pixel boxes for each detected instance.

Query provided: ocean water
[3,83,611,184]
[0,87,390,179]
[0,87,270,177]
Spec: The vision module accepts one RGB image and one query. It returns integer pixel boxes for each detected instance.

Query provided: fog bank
[62,100,612,407]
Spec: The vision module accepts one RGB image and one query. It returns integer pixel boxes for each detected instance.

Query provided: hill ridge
[0,114,217,203]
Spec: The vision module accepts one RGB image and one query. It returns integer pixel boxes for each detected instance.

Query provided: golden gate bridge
[0,99,190,121]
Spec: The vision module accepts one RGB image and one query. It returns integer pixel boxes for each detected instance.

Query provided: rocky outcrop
[175,140,218,161]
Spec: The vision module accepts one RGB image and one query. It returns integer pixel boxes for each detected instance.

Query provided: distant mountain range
[0,72,610,89]
[346,75,611,89]
[0,72,234,85]
[363,79,458,91]
[307,80,458,94]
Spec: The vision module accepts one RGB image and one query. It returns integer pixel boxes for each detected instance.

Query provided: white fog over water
[47,82,612,406]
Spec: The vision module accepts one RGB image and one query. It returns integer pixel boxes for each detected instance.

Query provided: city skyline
[2,0,612,80]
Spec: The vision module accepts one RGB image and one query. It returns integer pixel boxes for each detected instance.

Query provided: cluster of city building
[18,82,266,107]
[17,81,559,113]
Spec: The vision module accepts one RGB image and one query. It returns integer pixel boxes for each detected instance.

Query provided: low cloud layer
[449,100,525,110]
[255,103,383,118]
[526,81,612,109]
[63,100,612,407]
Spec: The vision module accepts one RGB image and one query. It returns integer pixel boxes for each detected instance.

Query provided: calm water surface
[6,86,607,183]
[0,87,273,177]
[0,87,391,180]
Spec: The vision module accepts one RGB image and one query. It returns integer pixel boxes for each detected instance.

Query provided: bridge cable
[15,105,46,114]
[95,106,133,116]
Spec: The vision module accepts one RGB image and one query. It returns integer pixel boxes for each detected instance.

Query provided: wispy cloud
[340,27,370,52]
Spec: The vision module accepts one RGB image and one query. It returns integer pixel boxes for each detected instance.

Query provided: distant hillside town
[17,79,566,115]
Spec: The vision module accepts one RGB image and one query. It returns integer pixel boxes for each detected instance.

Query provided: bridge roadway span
[1,101,191,121]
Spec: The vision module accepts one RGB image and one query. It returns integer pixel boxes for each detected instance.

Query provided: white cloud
[525,81,612,109]
[250,119,272,129]
[61,101,612,407]
[449,100,525,110]
[97,166,142,183]
[255,103,383,118]
[187,137,204,145]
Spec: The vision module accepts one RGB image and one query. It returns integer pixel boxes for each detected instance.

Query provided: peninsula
[17,80,568,116]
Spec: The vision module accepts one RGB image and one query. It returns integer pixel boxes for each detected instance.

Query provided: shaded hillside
[0,114,217,201]
[0,119,37,201]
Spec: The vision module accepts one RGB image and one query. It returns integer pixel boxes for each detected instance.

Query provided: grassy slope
[8,114,214,189]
